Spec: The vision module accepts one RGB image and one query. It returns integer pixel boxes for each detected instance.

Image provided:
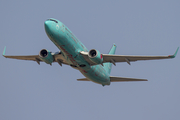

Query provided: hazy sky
[0,0,180,120]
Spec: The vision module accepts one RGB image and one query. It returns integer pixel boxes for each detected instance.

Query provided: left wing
[80,47,179,65]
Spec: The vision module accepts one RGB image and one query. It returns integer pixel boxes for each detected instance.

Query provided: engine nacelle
[39,49,54,64]
[88,49,103,64]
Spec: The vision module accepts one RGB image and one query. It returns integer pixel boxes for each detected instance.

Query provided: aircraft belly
[46,23,110,85]
[51,30,90,67]
[80,65,110,85]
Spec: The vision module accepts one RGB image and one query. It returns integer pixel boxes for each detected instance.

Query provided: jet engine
[39,49,54,65]
[88,49,103,64]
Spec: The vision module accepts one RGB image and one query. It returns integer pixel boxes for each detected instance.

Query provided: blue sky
[0,0,180,120]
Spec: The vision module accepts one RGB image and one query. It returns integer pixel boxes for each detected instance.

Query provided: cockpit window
[48,19,58,23]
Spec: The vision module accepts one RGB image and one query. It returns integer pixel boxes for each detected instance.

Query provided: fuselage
[44,18,110,86]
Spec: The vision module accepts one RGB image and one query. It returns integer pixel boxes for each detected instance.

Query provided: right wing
[2,47,68,65]
[3,54,41,61]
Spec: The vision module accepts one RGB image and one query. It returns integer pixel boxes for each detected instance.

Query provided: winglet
[169,47,179,58]
[3,46,6,56]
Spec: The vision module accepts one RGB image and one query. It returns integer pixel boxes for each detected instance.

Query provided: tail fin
[103,44,116,74]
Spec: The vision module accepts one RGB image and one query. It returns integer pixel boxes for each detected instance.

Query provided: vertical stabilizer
[103,44,116,74]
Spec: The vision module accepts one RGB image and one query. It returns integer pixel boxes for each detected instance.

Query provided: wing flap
[110,76,147,82]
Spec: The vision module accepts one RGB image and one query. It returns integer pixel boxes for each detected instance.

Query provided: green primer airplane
[3,18,179,86]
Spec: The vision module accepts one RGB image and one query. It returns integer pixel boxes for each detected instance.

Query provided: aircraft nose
[44,19,60,39]
[44,20,51,32]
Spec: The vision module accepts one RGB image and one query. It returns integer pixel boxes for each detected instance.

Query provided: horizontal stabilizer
[110,76,147,82]
[77,78,90,81]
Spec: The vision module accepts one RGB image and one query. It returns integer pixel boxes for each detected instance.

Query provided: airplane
[3,18,179,86]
